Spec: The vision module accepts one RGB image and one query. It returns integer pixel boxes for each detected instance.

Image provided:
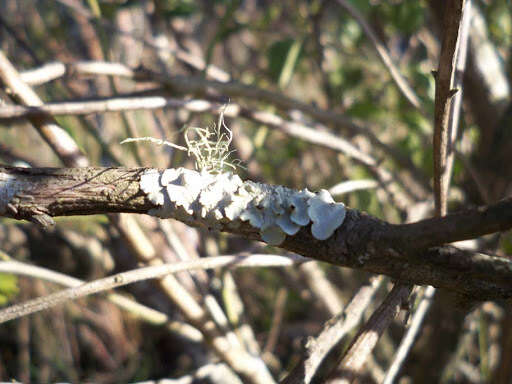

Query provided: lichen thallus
[122,108,346,245]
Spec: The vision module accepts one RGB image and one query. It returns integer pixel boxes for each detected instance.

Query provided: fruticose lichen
[140,168,346,245]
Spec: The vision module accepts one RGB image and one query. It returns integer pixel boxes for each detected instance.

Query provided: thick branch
[1,166,512,300]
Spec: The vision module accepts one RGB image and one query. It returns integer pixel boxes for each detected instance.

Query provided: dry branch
[0,51,274,384]
[16,60,430,195]
[1,165,511,300]
[334,284,412,383]
[433,0,465,216]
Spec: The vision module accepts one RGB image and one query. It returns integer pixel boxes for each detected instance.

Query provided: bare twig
[0,254,306,324]
[334,0,422,110]
[263,288,288,355]
[0,95,376,167]
[332,284,412,383]
[433,0,465,217]
[382,285,436,384]
[280,277,384,384]
[0,256,203,342]
[443,0,472,206]
[329,179,378,196]
[0,51,88,167]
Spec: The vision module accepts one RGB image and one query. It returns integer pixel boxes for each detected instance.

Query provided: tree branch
[1,165,512,300]
[0,254,306,324]
[433,0,465,216]
[333,284,412,383]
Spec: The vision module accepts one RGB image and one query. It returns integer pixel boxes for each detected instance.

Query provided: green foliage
[267,38,304,86]
[154,0,198,18]
[378,1,426,35]
[0,274,18,306]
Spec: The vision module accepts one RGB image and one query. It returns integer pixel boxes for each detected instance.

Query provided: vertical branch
[433,0,465,217]
[384,3,472,382]
[381,3,471,382]
[443,0,472,202]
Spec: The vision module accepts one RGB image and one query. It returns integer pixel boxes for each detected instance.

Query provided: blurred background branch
[0,0,511,383]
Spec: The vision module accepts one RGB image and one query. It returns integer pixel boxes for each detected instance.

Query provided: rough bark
[1,165,512,300]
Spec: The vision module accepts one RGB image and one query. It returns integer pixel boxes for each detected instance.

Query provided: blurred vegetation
[0,0,511,383]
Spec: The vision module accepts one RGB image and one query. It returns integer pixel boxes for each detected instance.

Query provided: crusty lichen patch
[0,172,33,215]
[140,168,346,245]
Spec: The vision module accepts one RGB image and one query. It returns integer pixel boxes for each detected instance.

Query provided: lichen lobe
[140,168,346,245]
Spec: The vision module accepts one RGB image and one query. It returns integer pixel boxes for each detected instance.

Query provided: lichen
[0,173,33,214]
[307,189,347,240]
[140,168,346,245]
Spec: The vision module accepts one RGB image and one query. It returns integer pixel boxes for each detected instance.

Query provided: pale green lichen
[122,106,245,175]
[140,168,346,246]
[132,110,345,245]
[308,189,347,240]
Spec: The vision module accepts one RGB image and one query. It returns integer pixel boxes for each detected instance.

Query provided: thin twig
[332,284,412,383]
[433,0,465,217]
[0,254,307,324]
[0,51,88,167]
[329,179,378,196]
[263,288,288,355]
[0,95,377,167]
[334,0,422,110]
[443,0,472,207]
[0,257,203,342]
[280,277,384,384]
[382,285,436,384]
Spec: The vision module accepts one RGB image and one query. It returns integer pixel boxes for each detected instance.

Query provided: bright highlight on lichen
[140,168,347,245]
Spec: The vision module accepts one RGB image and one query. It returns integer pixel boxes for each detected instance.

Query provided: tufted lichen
[140,168,346,245]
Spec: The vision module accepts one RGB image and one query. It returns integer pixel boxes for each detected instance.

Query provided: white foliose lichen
[140,168,346,245]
